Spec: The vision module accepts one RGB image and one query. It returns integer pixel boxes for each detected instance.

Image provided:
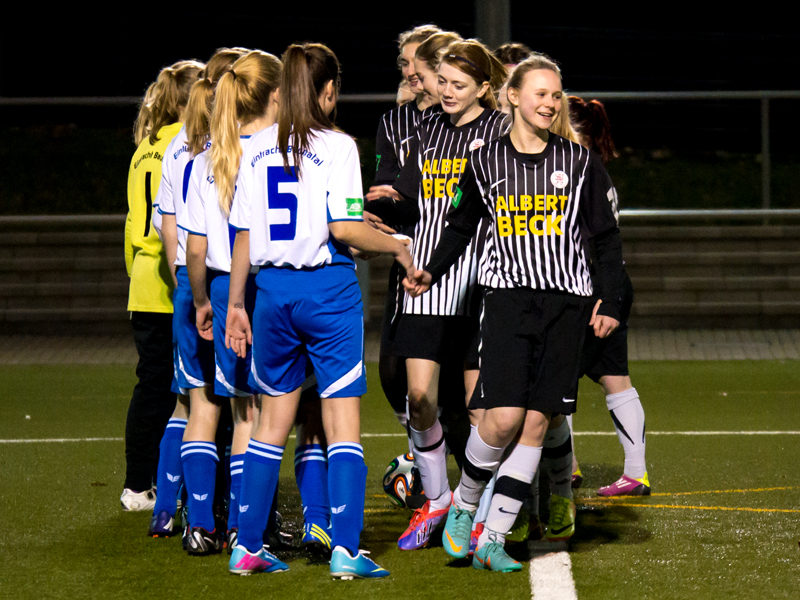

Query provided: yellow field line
[579,501,800,514]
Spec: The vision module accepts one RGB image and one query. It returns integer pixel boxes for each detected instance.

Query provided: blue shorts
[209,269,257,398]
[173,267,215,389]
[170,325,184,395]
[250,265,367,399]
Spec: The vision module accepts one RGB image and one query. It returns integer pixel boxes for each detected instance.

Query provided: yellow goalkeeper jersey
[125,122,182,312]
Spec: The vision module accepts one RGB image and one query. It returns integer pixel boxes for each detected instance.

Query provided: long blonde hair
[134,60,204,146]
[506,54,578,142]
[210,51,282,214]
[184,48,249,156]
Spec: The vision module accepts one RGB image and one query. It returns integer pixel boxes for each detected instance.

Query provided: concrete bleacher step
[0,223,798,331]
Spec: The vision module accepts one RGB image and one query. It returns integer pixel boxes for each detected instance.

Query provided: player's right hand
[403,269,432,297]
[226,305,252,359]
[195,302,214,341]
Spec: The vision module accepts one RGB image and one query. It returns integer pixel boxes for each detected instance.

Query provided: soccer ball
[382,453,419,508]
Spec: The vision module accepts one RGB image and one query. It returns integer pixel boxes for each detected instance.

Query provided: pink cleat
[597,473,651,497]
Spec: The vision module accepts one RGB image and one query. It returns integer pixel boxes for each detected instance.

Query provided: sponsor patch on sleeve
[346,197,364,217]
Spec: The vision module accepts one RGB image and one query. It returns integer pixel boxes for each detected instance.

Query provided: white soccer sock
[453,425,505,511]
[479,443,540,550]
[410,421,450,510]
[606,388,647,479]
[542,419,573,499]
[474,472,496,524]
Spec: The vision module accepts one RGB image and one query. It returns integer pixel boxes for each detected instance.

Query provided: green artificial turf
[1,361,799,598]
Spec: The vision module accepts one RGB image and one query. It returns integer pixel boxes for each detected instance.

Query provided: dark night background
[0,10,797,213]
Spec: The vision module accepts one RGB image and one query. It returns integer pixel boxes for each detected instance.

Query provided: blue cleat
[229,545,289,575]
[330,546,390,580]
[302,522,332,556]
[148,510,175,537]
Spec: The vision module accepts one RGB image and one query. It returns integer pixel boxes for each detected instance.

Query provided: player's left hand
[589,299,620,339]
[363,210,396,235]
[195,302,214,341]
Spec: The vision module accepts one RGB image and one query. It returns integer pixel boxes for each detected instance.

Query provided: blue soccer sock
[153,418,187,516]
[327,442,367,555]
[237,440,283,552]
[295,444,330,528]
[181,441,219,532]
[228,453,245,531]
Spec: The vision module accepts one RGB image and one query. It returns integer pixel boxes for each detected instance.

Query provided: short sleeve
[181,156,207,236]
[229,151,251,231]
[326,136,364,222]
[579,152,619,239]
[156,142,176,216]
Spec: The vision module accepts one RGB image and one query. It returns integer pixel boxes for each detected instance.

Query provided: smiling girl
[391,38,507,551]
[404,54,625,571]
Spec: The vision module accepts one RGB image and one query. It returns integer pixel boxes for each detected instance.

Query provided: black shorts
[580,273,634,383]
[380,260,406,358]
[393,314,480,369]
[478,288,593,415]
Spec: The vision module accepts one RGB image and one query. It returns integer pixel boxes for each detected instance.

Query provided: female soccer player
[148,48,245,541]
[154,48,248,554]
[225,42,412,579]
[365,24,443,434]
[568,96,650,497]
[391,39,508,551]
[123,59,204,513]
[183,49,331,558]
[405,54,625,571]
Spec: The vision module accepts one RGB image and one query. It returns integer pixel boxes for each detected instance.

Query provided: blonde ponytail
[134,60,204,146]
[210,51,282,214]
[184,48,249,156]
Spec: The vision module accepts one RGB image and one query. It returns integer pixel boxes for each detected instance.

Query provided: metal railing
[2,90,798,211]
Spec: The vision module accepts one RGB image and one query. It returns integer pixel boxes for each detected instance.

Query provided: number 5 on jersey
[267,166,298,241]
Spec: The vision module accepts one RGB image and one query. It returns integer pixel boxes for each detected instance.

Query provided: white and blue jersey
[157,127,215,388]
[230,124,364,269]
[183,140,257,398]
[230,125,367,399]
[156,125,204,266]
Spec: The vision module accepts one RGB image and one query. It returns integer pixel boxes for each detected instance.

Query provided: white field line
[528,543,578,600]
[2,431,800,444]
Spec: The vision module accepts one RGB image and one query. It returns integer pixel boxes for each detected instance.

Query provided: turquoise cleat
[442,503,475,559]
[472,542,522,573]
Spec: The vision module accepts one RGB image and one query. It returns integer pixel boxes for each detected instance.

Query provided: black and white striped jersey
[374,102,423,185]
[442,133,620,296]
[394,107,509,316]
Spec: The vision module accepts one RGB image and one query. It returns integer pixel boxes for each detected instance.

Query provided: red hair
[568,96,618,163]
